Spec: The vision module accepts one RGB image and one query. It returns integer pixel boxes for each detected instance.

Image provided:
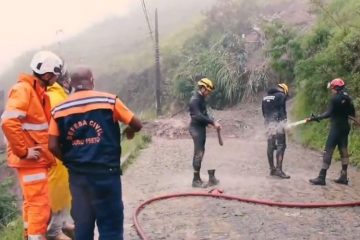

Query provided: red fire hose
[133,191,360,240]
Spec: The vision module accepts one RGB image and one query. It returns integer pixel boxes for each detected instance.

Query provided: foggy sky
[0,0,134,73]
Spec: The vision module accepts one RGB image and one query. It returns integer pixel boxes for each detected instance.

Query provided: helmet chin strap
[39,74,57,88]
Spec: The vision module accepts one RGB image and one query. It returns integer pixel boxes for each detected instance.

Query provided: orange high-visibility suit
[1,74,55,239]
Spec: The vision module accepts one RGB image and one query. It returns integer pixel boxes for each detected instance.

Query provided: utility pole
[155,8,162,116]
[55,29,64,54]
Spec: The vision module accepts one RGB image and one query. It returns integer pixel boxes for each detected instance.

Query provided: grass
[121,134,152,173]
[0,217,23,240]
[0,153,5,165]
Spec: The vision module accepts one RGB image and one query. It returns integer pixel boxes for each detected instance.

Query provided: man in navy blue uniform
[49,66,142,240]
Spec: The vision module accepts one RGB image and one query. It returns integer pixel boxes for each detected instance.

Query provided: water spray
[285,116,360,130]
[285,119,308,130]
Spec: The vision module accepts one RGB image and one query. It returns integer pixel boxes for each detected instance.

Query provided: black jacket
[262,88,287,123]
[189,91,214,127]
[317,90,355,128]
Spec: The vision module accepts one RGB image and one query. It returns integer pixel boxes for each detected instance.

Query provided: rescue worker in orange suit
[309,78,355,186]
[46,65,74,240]
[189,78,221,188]
[1,50,63,240]
[48,66,142,240]
[262,83,290,179]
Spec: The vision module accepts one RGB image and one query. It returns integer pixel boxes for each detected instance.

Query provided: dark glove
[308,113,320,122]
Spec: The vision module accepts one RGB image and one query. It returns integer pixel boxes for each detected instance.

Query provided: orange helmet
[328,78,345,90]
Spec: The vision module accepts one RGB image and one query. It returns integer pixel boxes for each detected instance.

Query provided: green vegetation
[121,134,152,172]
[263,21,303,84]
[163,0,267,109]
[0,178,18,227]
[0,155,20,238]
[264,0,360,165]
[0,218,23,240]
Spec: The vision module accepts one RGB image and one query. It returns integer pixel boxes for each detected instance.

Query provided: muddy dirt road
[122,105,360,240]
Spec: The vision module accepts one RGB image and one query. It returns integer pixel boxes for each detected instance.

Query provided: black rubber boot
[309,169,326,185]
[275,157,290,179]
[273,168,290,179]
[268,155,276,176]
[192,172,207,188]
[334,170,348,185]
[268,153,276,176]
[207,169,219,187]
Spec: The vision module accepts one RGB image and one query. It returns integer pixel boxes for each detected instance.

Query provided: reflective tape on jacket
[23,172,46,183]
[22,123,49,131]
[51,96,116,115]
[1,110,26,119]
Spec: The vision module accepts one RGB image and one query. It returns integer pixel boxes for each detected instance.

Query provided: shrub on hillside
[0,177,17,228]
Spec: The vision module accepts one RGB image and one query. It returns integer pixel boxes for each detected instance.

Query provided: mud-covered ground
[121,105,360,240]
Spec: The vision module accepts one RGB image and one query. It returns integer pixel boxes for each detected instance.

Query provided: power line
[140,0,154,42]
[139,1,162,115]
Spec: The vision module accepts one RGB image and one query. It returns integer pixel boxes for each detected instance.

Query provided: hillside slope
[0,0,216,94]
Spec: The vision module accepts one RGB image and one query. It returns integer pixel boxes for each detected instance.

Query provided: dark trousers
[69,171,124,240]
[189,125,206,172]
[267,132,286,168]
[322,126,350,169]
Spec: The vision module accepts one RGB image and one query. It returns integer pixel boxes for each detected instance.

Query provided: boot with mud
[309,169,326,185]
[268,152,276,176]
[334,170,349,185]
[273,168,290,179]
[274,157,290,179]
[267,146,276,176]
[192,171,207,188]
[207,169,219,187]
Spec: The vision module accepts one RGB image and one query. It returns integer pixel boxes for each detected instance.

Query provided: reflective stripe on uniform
[1,110,26,119]
[28,235,45,240]
[52,96,116,115]
[24,221,28,228]
[23,173,46,183]
[263,96,275,101]
[22,123,49,131]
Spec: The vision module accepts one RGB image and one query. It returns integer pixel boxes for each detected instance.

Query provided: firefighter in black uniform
[309,78,355,185]
[189,78,221,188]
[262,83,290,179]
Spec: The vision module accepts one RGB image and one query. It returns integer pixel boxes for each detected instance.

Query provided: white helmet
[30,50,63,75]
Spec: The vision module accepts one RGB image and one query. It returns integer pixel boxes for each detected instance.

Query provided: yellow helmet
[278,83,289,95]
[198,78,215,92]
